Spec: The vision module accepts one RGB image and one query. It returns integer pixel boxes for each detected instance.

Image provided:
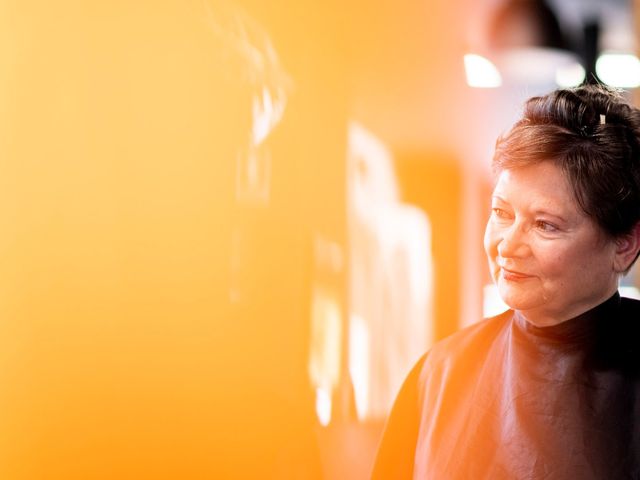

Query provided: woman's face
[484,161,620,326]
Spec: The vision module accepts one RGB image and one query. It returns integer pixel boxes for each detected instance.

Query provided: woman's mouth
[501,267,532,281]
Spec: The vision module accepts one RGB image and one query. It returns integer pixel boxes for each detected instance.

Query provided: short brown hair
[493,84,640,239]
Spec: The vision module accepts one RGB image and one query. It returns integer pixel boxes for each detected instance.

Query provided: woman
[372,84,640,479]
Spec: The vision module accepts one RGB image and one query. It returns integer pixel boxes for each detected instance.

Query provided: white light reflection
[464,54,502,88]
[555,62,586,87]
[349,315,369,421]
[308,283,342,424]
[315,387,332,427]
[348,122,434,420]
[596,52,640,88]
[483,284,508,318]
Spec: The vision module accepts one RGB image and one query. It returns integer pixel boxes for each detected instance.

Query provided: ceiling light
[595,52,640,88]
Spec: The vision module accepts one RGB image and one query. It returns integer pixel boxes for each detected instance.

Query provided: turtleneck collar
[513,292,621,346]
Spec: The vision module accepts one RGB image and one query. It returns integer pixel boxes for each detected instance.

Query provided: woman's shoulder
[371,310,515,478]
[418,309,514,378]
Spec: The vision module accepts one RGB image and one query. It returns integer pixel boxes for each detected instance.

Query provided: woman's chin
[497,283,541,312]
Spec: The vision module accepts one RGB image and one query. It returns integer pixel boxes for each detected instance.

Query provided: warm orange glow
[0,1,328,478]
[0,0,510,477]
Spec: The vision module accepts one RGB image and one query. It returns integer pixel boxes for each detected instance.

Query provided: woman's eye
[492,208,510,219]
[535,220,558,232]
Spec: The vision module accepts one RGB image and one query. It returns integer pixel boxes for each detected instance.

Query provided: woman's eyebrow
[532,209,568,222]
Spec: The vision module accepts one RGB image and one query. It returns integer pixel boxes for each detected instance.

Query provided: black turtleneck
[372,292,640,479]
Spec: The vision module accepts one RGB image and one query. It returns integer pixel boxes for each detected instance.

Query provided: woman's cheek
[483,221,497,258]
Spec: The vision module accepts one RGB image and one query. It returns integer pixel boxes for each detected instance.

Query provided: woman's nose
[497,224,527,258]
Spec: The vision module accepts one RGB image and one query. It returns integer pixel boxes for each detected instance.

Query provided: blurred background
[1,0,640,478]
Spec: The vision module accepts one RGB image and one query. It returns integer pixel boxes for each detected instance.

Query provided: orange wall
[0,1,348,478]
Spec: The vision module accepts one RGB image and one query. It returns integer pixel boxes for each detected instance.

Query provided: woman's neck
[517,286,620,327]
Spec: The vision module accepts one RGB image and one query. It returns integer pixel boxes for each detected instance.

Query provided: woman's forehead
[494,163,568,193]
[493,163,582,215]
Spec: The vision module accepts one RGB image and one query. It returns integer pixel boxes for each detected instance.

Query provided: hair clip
[600,114,606,125]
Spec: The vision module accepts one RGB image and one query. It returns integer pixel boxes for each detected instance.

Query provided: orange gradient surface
[0,0,488,478]
[0,1,331,478]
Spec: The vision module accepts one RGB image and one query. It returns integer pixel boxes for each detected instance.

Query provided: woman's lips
[501,267,532,281]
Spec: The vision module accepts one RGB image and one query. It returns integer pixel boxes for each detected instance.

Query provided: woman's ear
[614,222,640,272]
